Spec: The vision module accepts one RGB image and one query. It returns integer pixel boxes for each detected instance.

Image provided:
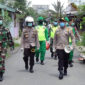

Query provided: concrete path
[0,49,85,85]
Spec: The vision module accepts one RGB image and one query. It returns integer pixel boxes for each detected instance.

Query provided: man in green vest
[68,22,76,67]
[50,21,59,59]
[35,17,49,65]
[65,17,75,67]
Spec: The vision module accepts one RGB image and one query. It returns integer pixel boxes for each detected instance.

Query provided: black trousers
[50,38,53,53]
[23,48,35,67]
[50,38,57,57]
[57,49,69,71]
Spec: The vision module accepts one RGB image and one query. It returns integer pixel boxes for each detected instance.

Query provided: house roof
[0,3,16,12]
[65,3,78,14]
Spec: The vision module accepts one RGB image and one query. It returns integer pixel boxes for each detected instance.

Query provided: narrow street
[0,49,85,85]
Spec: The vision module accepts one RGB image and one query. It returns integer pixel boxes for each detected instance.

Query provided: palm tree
[49,0,64,19]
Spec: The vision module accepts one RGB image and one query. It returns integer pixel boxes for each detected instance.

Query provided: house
[0,3,20,38]
[32,5,49,14]
[65,3,78,15]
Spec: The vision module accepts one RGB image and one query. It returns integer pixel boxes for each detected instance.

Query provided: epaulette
[23,28,27,32]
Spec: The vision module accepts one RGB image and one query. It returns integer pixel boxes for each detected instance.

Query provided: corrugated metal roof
[0,3,16,12]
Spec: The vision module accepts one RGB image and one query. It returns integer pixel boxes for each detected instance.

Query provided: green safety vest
[72,27,75,35]
[50,26,58,38]
[36,26,46,41]
[69,27,75,43]
[80,23,82,30]
[69,37,72,43]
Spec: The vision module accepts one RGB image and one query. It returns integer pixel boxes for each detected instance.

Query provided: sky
[27,0,85,10]
[27,0,69,10]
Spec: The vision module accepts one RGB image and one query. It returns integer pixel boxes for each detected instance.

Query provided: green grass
[76,41,83,46]
[14,43,20,47]
[80,51,85,54]
[76,31,85,46]
[6,53,10,58]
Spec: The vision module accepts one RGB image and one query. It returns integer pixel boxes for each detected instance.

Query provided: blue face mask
[53,22,58,26]
[60,22,65,28]
[27,23,33,27]
[71,23,75,26]
[66,22,69,27]
[0,20,3,25]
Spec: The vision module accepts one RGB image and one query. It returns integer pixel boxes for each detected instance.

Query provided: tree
[49,0,64,19]
[0,0,5,4]
[71,3,78,10]
[26,7,39,21]
[7,0,15,7]
[77,5,85,30]
[77,4,85,18]
[3,11,12,27]
[0,0,14,7]
[14,0,26,12]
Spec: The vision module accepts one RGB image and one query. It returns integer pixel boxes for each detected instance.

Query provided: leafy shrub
[82,33,85,46]
[4,11,12,27]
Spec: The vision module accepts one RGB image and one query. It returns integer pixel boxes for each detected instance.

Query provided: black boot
[0,72,3,81]
[69,61,73,67]
[23,57,28,70]
[51,53,53,58]
[36,57,39,62]
[69,63,73,67]
[29,66,34,73]
[40,60,44,65]
[54,53,57,60]
[54,55,57,60]
[59,71,63,80]
[64,69,67,76]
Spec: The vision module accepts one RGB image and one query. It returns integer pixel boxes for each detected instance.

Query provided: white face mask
[27,23,33,27]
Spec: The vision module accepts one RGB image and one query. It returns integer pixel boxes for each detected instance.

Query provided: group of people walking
[21,16,79,80]
[0,15,79,81]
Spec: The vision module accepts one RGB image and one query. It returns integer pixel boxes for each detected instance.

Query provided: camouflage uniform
[0,26,14,73]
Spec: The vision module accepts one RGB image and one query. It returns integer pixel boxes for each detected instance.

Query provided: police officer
[0,16,14,81]
[50,21,59,59]
[21,16,39,73]
[53,19,75,80]
[68,22,79,67]
[35,17,49,65]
